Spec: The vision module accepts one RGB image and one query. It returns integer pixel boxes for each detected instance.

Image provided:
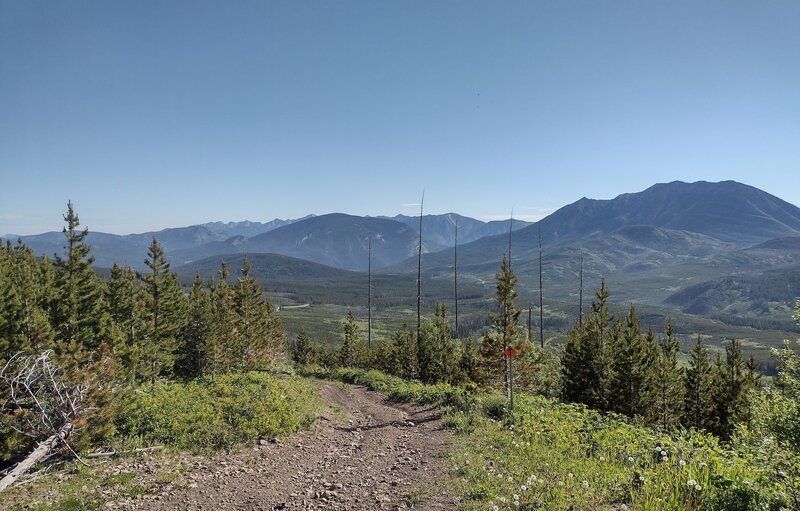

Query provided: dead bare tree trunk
[0,423,73,492]
[0,349,109,493]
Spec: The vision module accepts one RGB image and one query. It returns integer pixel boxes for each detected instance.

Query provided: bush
[115,372,316,450]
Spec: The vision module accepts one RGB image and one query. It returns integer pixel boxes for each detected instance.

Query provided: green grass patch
[114,372,317,451]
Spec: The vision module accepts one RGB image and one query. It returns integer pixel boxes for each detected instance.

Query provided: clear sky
[1,0,798,235]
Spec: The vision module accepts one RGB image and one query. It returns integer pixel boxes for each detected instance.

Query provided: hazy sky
[1,0,798,235]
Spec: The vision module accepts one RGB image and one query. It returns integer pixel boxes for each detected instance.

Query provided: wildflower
[520,485,528,491]
[513,494,520,501]
[508,475,513,481]
[679,460,686,466]
[499,496,507,503]
[509,424,515,431]
[687,479,697,487]
[568,472,574,479]
[638,476,645,482]
[492,506,499,511]
[660,450,667,457]
[599,456,605,461]
[557,481,564,486]
[627,456,634,463]
[695,485,702,491]
[582,480,590,489]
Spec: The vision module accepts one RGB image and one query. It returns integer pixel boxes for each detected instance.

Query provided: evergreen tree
[139,236,187,385]
[418,303,455,383]
[389,324,419,380]
[11,242,55,354]
[234,257,284,370]
[683,336,714,430]
[606,306,656,418]
[51,202,110,352]
[652,322,684,431]
[176,273,211,379]
[711,339,752,439]
[0,243,25,361]
[338,310,365,367]
[205,262,235,376]
[457,338,480,384]
[561,281,613,410]
[290,330,315,366]
[106,263,144,382]
[478,257,521,392]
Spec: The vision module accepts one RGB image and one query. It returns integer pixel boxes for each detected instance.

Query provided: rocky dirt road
[118,384,459,510]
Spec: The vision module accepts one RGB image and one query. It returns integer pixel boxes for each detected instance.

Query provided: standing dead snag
[0,347,113,492]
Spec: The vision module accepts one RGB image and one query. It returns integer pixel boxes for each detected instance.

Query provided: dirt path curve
[125,384,459,511]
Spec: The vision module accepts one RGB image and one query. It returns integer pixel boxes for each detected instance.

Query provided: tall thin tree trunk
[508,209,513,269]
[528,306,532,343]
[417,192,424,341]
[579,250,584,328]
[368,235,372,349]
[539,223,544,349]
[453,216,458,339]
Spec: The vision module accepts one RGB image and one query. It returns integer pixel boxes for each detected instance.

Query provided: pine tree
[11,242,55,354]
[711,339,752,439]
[0,243,25,361]
[606,306,656,418]
[176,273,211,379]
[417,303,454,383]
[290,330,315,366]
[389,324,419,380]
[652,322,684,431]
[205,262,235,376]
[106,263,144,382]
[234,257,284,370]
[339,310,365,367]
[561,280,613,410]
[139,236,187,385]
[478,257,521,392]
[683,336,714,430]
[51,202,110,352]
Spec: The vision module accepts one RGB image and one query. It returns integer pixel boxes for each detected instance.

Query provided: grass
[114,371,318,451]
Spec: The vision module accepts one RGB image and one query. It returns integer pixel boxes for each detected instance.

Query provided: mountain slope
[171,214,426,271]
[2,226,229,269]
[410,180,800,271]
[386,213,530,249]
[177,252,355,282]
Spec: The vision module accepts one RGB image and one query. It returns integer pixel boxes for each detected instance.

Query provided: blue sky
[1,0,798,235]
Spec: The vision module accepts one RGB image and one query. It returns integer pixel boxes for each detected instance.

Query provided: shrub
[115,372,315,450]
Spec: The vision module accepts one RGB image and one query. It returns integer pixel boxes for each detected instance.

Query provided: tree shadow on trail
[334,412,443,433]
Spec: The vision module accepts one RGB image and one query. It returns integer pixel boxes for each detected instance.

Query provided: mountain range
[3,180,799,332]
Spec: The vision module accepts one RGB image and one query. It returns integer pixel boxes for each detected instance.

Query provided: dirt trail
[121,384,459,510]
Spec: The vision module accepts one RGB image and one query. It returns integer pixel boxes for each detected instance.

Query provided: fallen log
[0,423,73,493]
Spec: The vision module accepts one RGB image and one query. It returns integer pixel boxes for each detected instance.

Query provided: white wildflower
[679,459,686,466]
[695,485,702,491]
[687,479,697,487]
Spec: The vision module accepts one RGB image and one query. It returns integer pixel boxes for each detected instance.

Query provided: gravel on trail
[114,384,460,511]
